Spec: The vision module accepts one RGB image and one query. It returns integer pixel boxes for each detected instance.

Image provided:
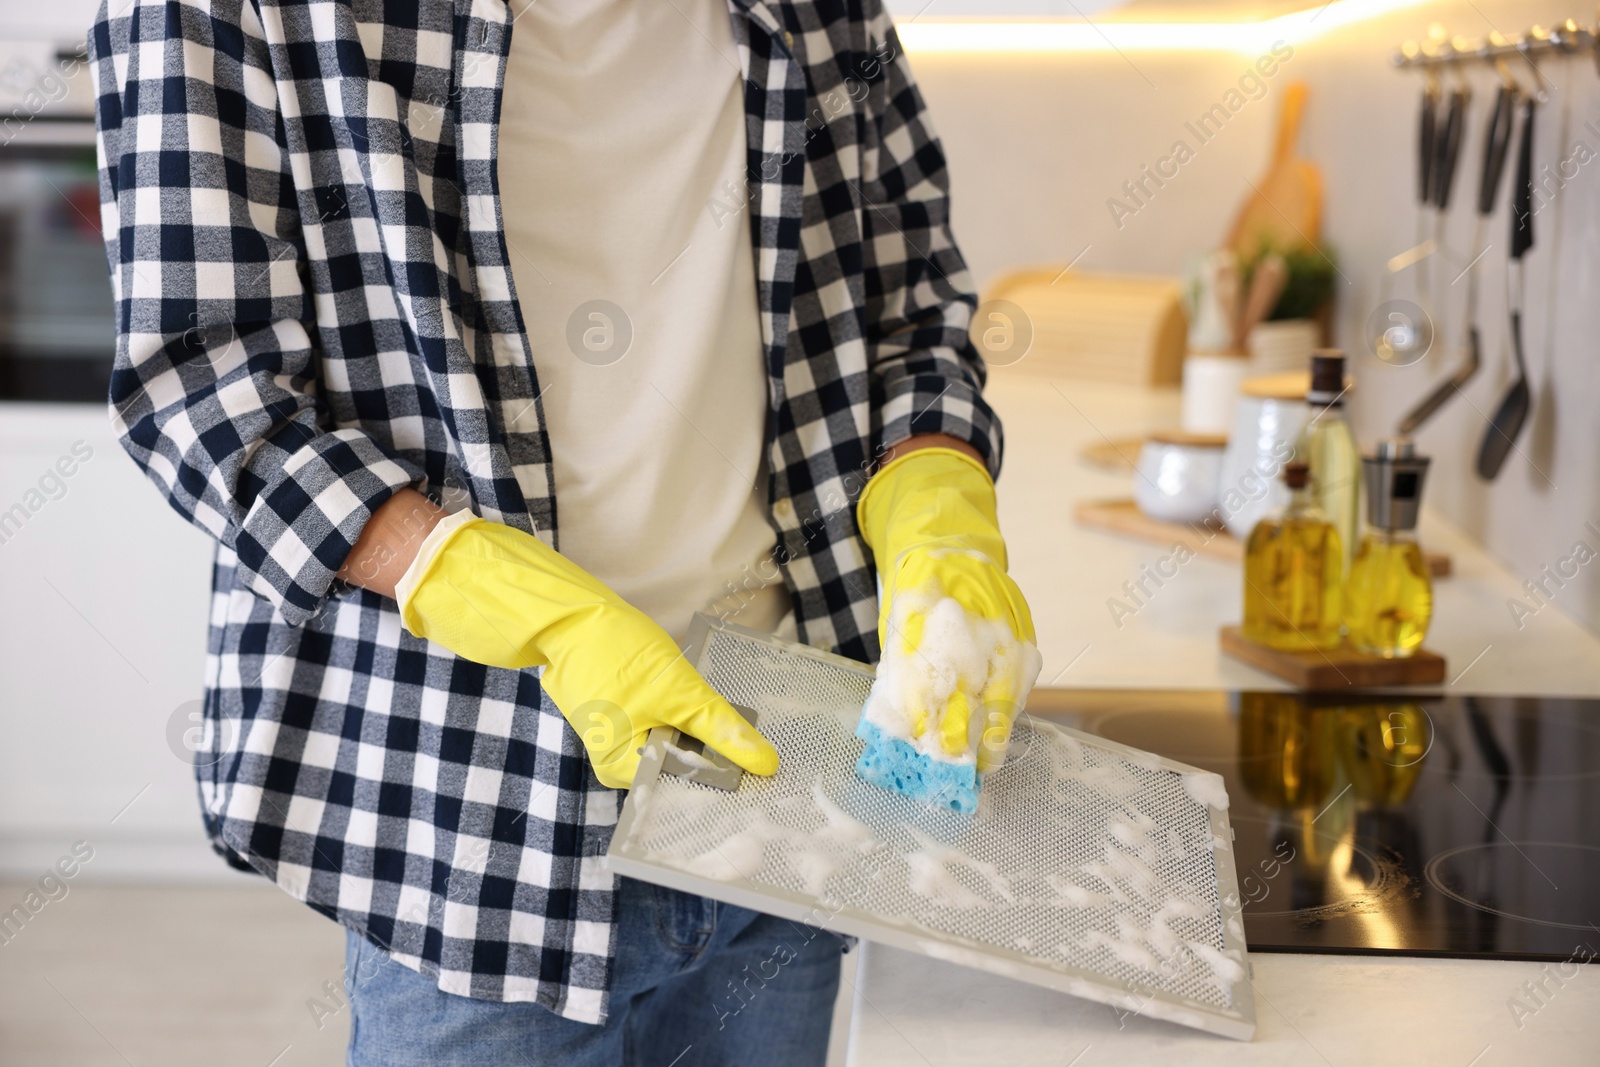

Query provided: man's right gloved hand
[393,512,778,789]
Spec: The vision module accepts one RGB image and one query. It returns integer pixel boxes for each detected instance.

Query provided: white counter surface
[848,942,1599,1066]
[847,375,1600,1065]
[991,374,1600,697]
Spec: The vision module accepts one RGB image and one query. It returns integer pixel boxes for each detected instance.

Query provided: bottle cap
[1307,350,1345,406]
[1363,437,1431,531]
[1283,461,1311,490]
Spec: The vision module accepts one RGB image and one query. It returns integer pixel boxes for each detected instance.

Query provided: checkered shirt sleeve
[93,0,423,625]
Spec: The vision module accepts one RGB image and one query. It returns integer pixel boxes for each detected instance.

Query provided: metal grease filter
[607,618,1255,1040]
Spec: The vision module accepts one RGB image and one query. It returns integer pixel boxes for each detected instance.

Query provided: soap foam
[680,778,882,896]
[904,827,1017,908]
[857,583,1042,771]
[1182,771,1230,811]
[1085,929,1161,973]
[1185,939,1246,987]
[663,742,722,773]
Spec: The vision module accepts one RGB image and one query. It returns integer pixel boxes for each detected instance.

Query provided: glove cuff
[394,508,480,627]
[858,446,1005,570]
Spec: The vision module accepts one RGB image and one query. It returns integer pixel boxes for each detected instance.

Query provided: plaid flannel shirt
[90,0,1000,1022]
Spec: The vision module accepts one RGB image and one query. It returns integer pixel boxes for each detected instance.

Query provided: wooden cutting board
[1227,81,1322,262]
[1074,498,1452,577]
[1220,626,1446,690]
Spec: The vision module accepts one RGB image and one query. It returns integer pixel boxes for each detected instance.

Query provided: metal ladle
[1371,75,1442,365]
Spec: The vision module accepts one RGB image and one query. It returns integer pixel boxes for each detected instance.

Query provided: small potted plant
[1242,242,1337,374]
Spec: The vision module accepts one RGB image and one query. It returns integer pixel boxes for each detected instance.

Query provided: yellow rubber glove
[859,448,1040,774]
[394,513,778,789]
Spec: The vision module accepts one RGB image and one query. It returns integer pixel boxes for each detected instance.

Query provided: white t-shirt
[497,0,788,644]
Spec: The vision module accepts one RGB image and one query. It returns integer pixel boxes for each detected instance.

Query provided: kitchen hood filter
[606,616,1256,1040]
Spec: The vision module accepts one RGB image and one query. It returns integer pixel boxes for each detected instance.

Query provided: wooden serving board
[1079,437,1144,474]
[1074,498,1453,578]
[1220,626,1446,690]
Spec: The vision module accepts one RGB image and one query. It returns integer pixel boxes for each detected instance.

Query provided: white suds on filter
[1185,939,1246,986]
[811,784,877,853]
[906,850,989,908]
[1044,872,1116,911]
[904,828,1016,908]
[1146,898,1209,959]
[695,819,770,882]
[1056,735,1088,772]
[1122,747,1165,773]
[1097,844,1161,903]
[683,780,882,895]
[663,742,722,772]
[1067,761,1144,798]
[860,582,1042,764]
[1085,929,1160,972]
[1108,811,1162,864]
[1182,770,1230,811]
[789,850,845,897]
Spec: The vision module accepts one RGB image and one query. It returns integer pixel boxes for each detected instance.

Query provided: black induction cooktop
[1029,689,1600,963]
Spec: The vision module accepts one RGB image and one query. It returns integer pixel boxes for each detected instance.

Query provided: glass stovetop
[1030,689,1600,962]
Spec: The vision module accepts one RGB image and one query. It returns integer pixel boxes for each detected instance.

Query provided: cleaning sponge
[854,591,1040,813]
[855,719,981,813]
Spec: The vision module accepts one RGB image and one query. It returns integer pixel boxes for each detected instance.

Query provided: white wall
[0,0,97,45]
[911,0,1600,637]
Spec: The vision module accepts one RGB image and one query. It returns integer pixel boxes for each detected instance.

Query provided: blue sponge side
[854,720,979,814]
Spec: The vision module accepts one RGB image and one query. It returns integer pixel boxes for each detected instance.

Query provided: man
[90,0,1034,1062]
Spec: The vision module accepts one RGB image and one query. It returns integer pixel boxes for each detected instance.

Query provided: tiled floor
[0,882,348,1067]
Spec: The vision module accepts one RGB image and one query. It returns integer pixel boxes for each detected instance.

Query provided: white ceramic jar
[1218,372,1309,537]
[1134,432,1227,525]
[1179,352,1250,435]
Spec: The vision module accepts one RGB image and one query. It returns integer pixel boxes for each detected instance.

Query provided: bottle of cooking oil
[1243,461,1344,651]
[1295,350,1360,574]
[1344,438,1433,657]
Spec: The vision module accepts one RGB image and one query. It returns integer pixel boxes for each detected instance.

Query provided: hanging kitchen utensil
[1412,70,1442,297]
[1371,77,1445,364]
[1476,95,1537,479]
[1398,75,1516,435]
[609,616,1257,1040]
[1430,82,1469,228]
[1417,75,1438,211]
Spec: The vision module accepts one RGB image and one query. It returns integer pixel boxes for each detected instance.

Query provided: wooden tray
[1079,437,1144,474]
[1220,626,1446,690]
[1074,498,1452,578]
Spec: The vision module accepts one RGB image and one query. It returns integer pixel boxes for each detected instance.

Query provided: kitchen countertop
[846,373,1600,1065]
[848,942,1599,1065]
[990,373,1600,697]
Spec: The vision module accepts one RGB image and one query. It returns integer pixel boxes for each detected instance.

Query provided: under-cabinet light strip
[895,0,1433,55]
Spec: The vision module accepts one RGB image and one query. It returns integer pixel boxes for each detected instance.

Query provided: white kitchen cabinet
[0,402,244,882]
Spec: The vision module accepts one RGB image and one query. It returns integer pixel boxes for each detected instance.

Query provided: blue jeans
[344,876,845,1066]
